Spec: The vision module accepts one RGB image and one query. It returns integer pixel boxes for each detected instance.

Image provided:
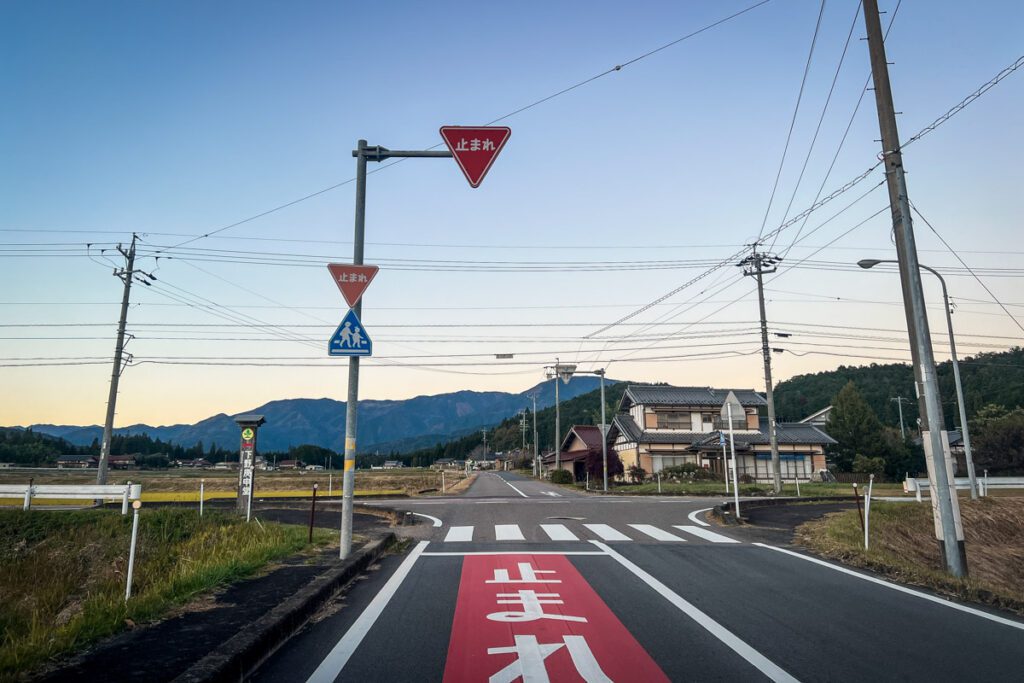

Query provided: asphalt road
[254,472,1024,682]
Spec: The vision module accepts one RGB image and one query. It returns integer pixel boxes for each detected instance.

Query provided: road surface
[254,472,1024,682]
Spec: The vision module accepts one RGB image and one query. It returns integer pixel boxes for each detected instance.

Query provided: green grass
[0,508,333,678]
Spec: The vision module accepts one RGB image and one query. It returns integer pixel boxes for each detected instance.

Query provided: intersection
[254,473,1024,682]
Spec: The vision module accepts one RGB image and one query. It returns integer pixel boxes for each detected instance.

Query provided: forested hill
[774,348,1024,429]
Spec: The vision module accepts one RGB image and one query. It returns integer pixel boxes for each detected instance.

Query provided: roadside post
[233,415,266,521]
[721,392,743,520]
[199,479,204,516]
[721,433,730,494]
[125,500,141,601]
[864,474,875,550]
[334,128,511,560]
[309,483,319,544]
[442,470,446,493]
[853,483,865,532]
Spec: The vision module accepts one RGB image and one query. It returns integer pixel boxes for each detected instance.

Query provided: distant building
[57,455,97,469]
[382,460,403,470]
[278,459,305,470]
[305,464,325,471]
[109,454,137,469]
[541,425,612,482]
[799,405,833,427]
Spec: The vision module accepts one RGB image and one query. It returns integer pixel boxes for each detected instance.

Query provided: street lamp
[544,359,576,474]
[858,259,978,499]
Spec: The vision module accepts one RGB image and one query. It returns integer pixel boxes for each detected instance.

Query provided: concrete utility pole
[97,234,138,485]
[739,248,782,494]
[861,0,966,576]
[862,260,978,500]
[890,396,910,440]
[531,393,539,477]
[544,359,577,473]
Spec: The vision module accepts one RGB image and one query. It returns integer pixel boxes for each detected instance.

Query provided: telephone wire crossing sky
[439,126,511,188]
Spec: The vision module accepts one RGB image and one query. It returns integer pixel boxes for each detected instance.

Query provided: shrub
[549,470,574,485]
[660,464,716,482]
[738,473,754,484]
[627,464,646,484]
[852,454,886,475]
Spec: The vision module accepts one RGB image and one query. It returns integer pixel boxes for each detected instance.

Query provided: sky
[1,0,1023,428]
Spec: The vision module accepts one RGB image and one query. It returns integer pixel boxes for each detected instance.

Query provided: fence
[0,483,143,513]
[903,475,1024,500]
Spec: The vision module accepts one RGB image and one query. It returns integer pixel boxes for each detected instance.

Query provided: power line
[755,0,828,241]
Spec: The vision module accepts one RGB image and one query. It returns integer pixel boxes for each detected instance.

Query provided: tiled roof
[611,414,835,448]
[563,425,608,451]
[621,385,767,409]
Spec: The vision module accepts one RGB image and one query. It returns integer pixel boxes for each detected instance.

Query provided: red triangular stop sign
[327,263,379,308]
[439,126,511,188]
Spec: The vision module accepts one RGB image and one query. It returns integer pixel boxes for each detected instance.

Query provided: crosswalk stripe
[495,524,525,541]
[629,524,686,542]
[673,525,740,544]
[583,524,632,542]
[540,524,579,541]
[444,526,474,542]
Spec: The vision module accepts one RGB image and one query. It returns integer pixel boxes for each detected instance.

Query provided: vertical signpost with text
[334,128,510,558]
[234,414,265,521]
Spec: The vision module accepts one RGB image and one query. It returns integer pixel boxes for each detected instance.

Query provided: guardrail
[0,483,143,513]
[904,475,1023,500]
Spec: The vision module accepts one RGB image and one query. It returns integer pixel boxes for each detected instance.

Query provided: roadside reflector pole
[125,502,141,601]
[199,479,204,516]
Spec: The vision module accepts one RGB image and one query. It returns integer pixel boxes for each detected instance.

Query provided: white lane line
[687,507,713,527]
[592,541,798,682]
[629,524,687,542]
[306,541,429,683]
[495,524,526,541]
[495,474,529,498]
[423,550,606,557]
[412,512,442,527]
[444,526,474,542]
[540,524,579,541]
[583,524,632,541]
[673,525,739,544]
[754,543,1024,631]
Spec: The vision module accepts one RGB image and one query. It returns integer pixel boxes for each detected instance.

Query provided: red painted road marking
[443,554,668,682]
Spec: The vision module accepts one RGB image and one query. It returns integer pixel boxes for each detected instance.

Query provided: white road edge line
[412,512,442,527]
[495,473,529,498]
[592,541,798,683]
[687,507,713,527]
[306,540,430,683]
[753,543,1024,631]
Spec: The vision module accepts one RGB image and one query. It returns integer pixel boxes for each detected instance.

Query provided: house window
[658,412,690,429]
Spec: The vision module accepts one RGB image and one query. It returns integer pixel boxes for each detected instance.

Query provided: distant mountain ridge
[22,377,618,453]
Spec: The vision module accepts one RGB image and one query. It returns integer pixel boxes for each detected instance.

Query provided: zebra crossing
[440,522,740,545]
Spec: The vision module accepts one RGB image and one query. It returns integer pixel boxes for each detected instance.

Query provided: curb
[172,532,397,683]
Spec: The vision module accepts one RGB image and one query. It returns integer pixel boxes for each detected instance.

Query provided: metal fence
[0,483,143,513]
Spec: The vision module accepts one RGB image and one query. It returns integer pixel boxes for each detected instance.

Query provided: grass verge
[796,497,1024,615]
[0,508,333,678]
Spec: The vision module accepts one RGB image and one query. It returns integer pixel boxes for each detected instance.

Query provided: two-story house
[608,385,835,483]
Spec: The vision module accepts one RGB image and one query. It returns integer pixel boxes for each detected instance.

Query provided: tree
[584,449,623,483]
[827,381,884,471]
[972,407,1024,475]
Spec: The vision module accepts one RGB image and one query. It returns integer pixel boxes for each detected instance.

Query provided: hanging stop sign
[439,126,511,188]
[327,264,379,308]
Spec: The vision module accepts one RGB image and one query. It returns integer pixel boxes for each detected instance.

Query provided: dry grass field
[797,497,1024,613]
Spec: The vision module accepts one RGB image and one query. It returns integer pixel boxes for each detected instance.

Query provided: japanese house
[607,385,835,483]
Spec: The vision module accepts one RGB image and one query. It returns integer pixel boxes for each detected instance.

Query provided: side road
[36,509,402,683]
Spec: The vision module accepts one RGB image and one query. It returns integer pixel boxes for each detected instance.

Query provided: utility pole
[520,410,527,466]
[531,393,539,478]
[862,0,966,576]
[739,247,782,494]
[481,429,488,461]
[890,396,910,440]
[97,234,138,485]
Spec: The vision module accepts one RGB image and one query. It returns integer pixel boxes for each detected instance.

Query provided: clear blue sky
[2,0,1022,426]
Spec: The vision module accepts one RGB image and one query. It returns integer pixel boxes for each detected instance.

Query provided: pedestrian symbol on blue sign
[329,309,372,357]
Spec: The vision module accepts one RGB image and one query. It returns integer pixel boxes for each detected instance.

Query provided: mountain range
[23,377,617,454]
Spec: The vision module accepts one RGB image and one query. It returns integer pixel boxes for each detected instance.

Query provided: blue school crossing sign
[329,309,372,357]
